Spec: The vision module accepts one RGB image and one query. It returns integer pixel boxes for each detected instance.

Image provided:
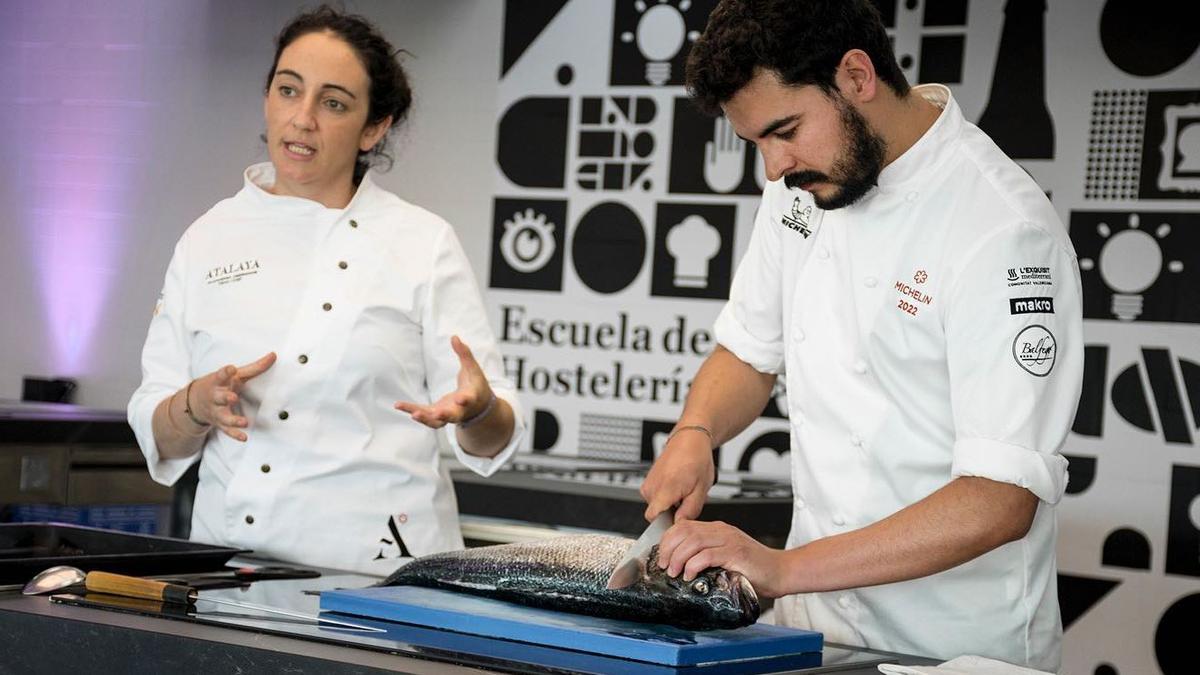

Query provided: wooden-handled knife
[82,570,382,632]
[86,570,196,603]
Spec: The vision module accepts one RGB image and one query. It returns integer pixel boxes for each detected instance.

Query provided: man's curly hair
[686,0,909,116]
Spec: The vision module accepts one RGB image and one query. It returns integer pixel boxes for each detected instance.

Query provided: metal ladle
[23,565,383,632]
[21,565,84,594]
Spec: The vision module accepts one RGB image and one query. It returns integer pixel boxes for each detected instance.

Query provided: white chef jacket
[715,85,1081,670]
[128,163,525,575]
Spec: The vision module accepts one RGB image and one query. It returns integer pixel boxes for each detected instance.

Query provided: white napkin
[878,655,1054,675]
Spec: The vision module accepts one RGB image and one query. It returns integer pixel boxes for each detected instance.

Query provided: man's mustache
[784,171,830,189]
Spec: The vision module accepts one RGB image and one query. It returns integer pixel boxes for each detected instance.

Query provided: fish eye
[690,579,710,595]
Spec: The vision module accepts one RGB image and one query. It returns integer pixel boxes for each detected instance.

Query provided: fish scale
[381,534,760,630]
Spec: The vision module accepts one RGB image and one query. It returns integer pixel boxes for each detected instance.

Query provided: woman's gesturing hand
[395,336,492,429]
[189,352,277,441]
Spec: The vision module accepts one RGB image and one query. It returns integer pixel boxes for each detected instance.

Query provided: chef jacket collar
[874,84,959,191]
[242,161,378,216]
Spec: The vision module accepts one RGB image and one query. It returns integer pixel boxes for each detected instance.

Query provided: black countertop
[0,400,135,445]
[0,570,935,674]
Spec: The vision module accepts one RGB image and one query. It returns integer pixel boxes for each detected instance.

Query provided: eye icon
[500,208,557,273]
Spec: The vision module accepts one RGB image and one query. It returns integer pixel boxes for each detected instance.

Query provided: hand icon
[703,116,746,193]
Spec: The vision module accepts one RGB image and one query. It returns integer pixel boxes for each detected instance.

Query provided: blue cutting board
[320,586,822,667]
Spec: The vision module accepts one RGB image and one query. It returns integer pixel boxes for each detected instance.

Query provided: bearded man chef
[640,0,1082,670]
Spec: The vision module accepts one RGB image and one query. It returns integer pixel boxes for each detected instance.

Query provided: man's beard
[784,94,886,210]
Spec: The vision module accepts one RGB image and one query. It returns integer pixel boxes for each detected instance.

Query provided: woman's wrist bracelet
[164,390,189,435]
[183,380,210,429]
[459,393,497,429]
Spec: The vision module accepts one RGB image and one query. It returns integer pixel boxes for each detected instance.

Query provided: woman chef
[127,5,524,574]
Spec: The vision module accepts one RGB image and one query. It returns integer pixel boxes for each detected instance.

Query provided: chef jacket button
[278,410,289,420]
[864,276,878,288]
[298,354,308,364]
[838,593,852,608]
[261,464,271,473]
[833,514,846,526]
[245,515,255,525]
[322,302,333,311]
[906,191,919,202]
[796,498,806,509]
[850,433,863,447]
[338,261,348,270]
[349,219,358,228]
[817,247,830,260]
[853,360,868,374]
[793,330,805,343]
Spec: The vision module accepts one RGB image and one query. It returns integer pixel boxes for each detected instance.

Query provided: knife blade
[606,507,675,590]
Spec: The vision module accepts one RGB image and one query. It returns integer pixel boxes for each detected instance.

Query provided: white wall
[0,0,502,409]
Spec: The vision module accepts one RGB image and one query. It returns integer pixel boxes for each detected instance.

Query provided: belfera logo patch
[1012,325,1057,376]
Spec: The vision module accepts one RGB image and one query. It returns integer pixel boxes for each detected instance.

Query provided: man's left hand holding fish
[656,520,792,598]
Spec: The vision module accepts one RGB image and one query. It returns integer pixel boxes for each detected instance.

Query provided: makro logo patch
[1010,296,1055,315]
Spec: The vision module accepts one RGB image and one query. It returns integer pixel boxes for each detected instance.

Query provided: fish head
[639,545,761,628]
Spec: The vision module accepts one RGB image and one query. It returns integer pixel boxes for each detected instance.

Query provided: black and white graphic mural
[489,198,567,292]
[1098,0,1200,78]
[1084,90,1200,201]
[489,2,1200,672]
[1071,210,1198,323]
[1140,90,1200,200]
[669,97,765,195]
[609,0,714,87]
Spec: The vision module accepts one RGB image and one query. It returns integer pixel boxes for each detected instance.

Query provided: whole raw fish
[379,533,760,630]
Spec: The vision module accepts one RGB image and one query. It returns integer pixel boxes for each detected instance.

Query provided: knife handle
[85,571,197,605]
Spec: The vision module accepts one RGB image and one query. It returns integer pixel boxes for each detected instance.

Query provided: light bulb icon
[1079,213,1184,321]
[666,214,721,288]
[620,1,700,86]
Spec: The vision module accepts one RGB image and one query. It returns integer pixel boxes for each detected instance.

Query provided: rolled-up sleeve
[713,185,787,374]
[423,225,525,476]
[127,235,203,486]
[945,222,1082,504]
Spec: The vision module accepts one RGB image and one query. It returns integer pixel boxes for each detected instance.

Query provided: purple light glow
[4,1,222,400]
[21,74,152,373]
